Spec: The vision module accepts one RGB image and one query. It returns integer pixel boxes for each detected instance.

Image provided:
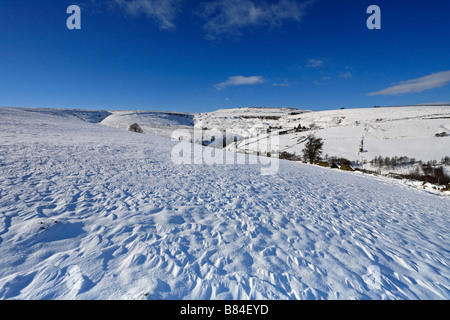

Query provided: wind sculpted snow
[0,107,449,299]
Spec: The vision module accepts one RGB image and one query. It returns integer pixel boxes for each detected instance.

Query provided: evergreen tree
[302,135,324,164]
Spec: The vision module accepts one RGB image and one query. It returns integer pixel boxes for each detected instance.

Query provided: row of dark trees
[370,155,416,168]
[370,155,450,168]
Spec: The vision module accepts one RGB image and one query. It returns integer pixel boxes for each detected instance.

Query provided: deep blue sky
[1,0,449,112]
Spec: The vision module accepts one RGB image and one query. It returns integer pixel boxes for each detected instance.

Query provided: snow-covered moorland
[0,107,449,300]
[194,105,450,164]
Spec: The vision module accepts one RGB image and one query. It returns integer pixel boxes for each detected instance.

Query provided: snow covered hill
[0,107,449,300]
[100,110,194,139]
[194,106,450,164]
[0,107,112,124]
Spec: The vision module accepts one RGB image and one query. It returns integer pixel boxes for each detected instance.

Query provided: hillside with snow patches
[0,106,449,300]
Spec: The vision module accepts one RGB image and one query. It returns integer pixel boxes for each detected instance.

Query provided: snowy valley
[101,105,450,194]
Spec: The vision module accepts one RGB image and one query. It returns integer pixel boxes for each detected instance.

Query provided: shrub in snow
[327,156,351,166]
[279,151,301,161]
[267,125,282,133]
[339,164,354,171]
[317,161,330,167]
[435,132,447,137]
[129,123,143,133]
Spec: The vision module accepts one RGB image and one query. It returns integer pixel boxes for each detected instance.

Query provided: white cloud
[307,58,324,68]
[368,71,450,96]
[198,0,315,39]
[113,0,180,30]
[214,75,266,90]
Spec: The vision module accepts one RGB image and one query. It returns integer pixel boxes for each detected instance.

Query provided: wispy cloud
[214,75,266,90]
[368,71,450,96]
[198,0,315,39]
[113,0,180,30]
[307,58,324,68]
[273,81,290,87]
[339,71,352,79]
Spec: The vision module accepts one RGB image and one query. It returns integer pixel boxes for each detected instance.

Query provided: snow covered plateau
[0,106,449,300]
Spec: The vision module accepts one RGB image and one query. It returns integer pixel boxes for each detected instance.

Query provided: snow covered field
[0,107,449,300]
